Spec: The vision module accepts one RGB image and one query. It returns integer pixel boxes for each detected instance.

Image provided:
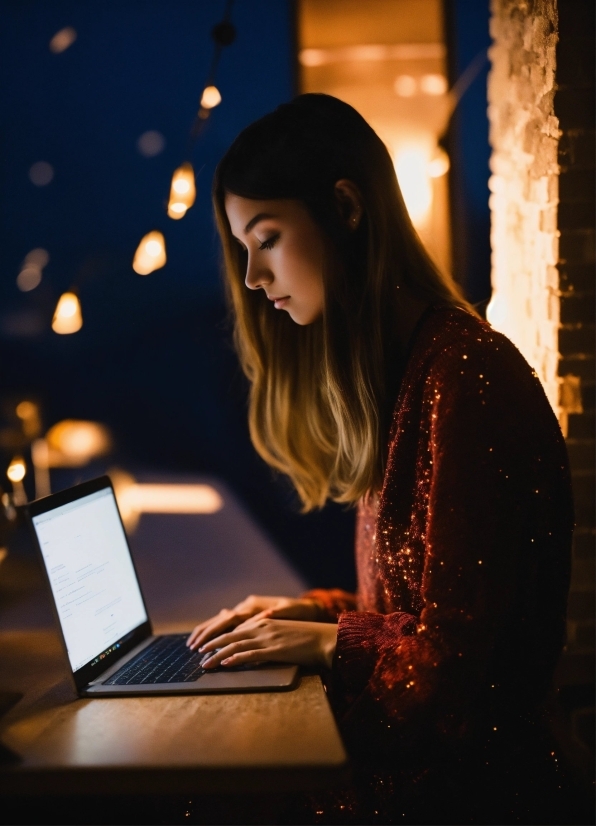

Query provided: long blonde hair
[213,94,474,511]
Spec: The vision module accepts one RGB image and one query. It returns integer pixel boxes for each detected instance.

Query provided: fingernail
[221,658,231,665]
[198,645,205,653]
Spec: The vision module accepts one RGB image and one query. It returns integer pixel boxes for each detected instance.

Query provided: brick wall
[487,0,594,756]
[555,0,595,754]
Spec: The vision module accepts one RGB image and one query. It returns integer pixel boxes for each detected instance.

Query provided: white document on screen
[33,488,148,671]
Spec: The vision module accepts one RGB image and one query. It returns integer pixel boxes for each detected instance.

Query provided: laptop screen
[32,486,148,673]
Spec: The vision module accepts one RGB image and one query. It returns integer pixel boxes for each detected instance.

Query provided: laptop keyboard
[104,634,207,685]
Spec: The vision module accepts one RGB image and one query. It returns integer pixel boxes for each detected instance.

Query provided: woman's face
[225,194,326,326]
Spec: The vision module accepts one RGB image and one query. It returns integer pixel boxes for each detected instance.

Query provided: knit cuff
[333,611,386,696]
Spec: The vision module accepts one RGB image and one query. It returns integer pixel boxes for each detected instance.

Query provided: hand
[198,617,338,670]
[186,594,324,651]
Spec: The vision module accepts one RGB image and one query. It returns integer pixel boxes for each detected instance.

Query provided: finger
[187,612,238,648]
[199,623,264,654]
[202,638,266,668]
[187,620,217,648]
[220,649,273,667]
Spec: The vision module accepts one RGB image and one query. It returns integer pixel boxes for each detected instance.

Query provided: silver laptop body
[27,475,298,696]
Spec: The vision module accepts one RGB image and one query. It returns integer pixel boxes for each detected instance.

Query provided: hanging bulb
[52,292,83,334]
[132,230,167,275]
[201,85,222,109]
[167,163,196,220]
[7,456,26,483]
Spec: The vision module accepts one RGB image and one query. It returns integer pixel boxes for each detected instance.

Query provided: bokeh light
[28,161,54,186]
[49,27,77,54]
[136,130,166,158]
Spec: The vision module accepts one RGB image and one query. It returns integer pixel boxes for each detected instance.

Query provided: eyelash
[259,234,279,251]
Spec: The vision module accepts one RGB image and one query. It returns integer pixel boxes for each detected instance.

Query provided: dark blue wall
[0,0,357,590]
[444,0,492,308]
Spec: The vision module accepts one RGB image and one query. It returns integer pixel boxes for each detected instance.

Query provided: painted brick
[573,530,595,559]
[557,356,595,381]
[559,229,596,264]
[558,263,596,293]
[567,591,596,621]
[558,201,596,230]
[566,439,596,472]
[580,382,595,411]
[558,130,596,168]
[568,411,596,440]
[558,169,596,203]
[571,472,596,524]
[555,87,596,129]
[559,324,596,356]
[559,294,596,325]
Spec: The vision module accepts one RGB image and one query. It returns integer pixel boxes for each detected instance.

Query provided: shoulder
[411,305,543,397]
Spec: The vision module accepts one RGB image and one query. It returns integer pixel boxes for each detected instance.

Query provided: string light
[167,162,196,219]
[428,147,450,178]
[7,457,26,484]
[52,292,83,334]
[134,1,236,269]
[132,230,167,275]
[200,85,222,109]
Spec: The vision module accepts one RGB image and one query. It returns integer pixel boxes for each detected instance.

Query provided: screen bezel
[27,475,153,692]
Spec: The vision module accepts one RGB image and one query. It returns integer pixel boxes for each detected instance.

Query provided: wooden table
[0,473,348,795]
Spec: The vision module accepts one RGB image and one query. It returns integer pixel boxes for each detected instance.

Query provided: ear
[334,179,364,230]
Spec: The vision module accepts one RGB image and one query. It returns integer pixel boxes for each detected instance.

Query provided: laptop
[27,475,299,696]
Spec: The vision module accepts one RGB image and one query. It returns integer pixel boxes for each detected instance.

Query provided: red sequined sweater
[307,305,573,762]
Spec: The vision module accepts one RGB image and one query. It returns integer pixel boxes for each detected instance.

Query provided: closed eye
[259,233,280,251]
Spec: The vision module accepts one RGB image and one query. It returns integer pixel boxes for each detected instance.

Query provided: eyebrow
[244,212,276,234]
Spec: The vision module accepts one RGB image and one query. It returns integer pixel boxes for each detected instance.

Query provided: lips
[267,295,290,310]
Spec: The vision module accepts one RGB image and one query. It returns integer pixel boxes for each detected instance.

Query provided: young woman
[187,94,574,823]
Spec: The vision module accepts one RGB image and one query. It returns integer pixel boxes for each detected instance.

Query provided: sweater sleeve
[331,335,573,760]
[301,588,358,622]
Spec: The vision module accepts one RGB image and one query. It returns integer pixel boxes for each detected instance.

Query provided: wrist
[318,623,338,669]
[302,597,327,622]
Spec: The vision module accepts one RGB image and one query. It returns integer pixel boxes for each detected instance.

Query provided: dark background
[0,0,491,590]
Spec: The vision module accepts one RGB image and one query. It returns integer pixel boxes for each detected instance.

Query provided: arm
[331,338,573,759]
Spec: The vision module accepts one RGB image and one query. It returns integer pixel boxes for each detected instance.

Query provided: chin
[288,308,322,326]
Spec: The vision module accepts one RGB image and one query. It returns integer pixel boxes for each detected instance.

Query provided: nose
[244,255,272,291]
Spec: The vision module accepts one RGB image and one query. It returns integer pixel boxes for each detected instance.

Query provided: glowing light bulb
[132,231,167,275]
[52,292,83,334]
[394,146,433,227]
[420,74,448,96]
[200,85,222,109]
[394,75,417,97]
[428,148,450,178]
[7,457,26,483]
[46,420,112,466]
[167,163,195,220]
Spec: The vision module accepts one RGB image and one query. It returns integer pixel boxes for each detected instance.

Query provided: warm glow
[52,292,83,334]
[7,457,26,483]
[16,401,38,421]
[394,147,433,227]
[167,202,187,219]
[394,75,417,97]
[201,85,222,109]
[46,420,112,466]
[428,148,450,178]
[420,74,448,96]
[132,230,167,275]
[118,484,224,515]
[49,27,77,54]
[167,163,195,220]
[173,179,190,195]
[17,266,42,292]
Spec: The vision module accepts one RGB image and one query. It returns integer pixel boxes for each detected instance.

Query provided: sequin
[303,305,574,822]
